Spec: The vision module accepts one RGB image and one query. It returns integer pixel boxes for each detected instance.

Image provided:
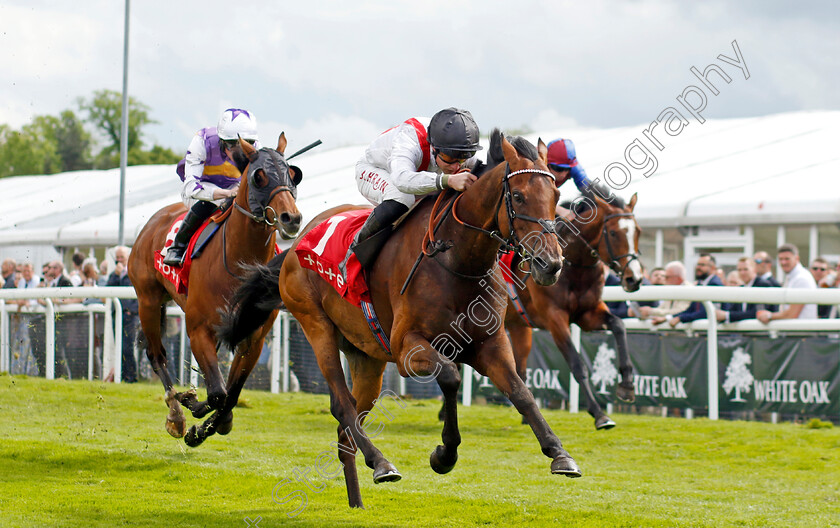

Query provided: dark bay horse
[505,191,641,429]
[128,136,302,443]
[219,131,579,509]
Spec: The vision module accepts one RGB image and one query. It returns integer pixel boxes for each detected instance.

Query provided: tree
[723,347,754,402]
[0,118,62,177]
[591,342,619,395]
[78,89,155,168]
[53,110,92,171]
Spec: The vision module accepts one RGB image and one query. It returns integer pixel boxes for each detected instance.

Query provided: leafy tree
[0,118,62,177]
[78,89,155,168]
[53,110,93,171]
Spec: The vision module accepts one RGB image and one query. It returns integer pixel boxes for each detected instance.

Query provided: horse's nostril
[280,213,292,225]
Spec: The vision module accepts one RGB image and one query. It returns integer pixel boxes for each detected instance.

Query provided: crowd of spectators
[0,248,137,382]
[605,243,840,324]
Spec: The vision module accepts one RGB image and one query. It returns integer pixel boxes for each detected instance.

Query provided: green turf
[0,374,838,527]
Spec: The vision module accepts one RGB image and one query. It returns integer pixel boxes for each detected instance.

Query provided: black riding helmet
[428,108,483,159]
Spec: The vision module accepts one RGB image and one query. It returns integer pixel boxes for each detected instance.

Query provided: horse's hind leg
[302,317,399,508]
[137,297,185,438]
[473,335,581,478]
[603,311,635,403]
[399,332,462,474]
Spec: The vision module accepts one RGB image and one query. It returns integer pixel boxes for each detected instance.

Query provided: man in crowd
[715,256,776,323]
[757,244,817,323]
[753,251,781,287]
[809,257,835,318]
[649,267,666,285]
[642,261,692,323]
[658,253,722,327]
[107,247,138,383]
[1,258,16,288]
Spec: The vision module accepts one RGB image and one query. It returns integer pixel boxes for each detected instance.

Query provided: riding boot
[338,200,409,280]
[163,201,217,266]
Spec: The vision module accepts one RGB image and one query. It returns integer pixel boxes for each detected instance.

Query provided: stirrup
[162,246,187,267]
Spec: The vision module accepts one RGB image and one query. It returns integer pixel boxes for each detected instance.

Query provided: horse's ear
[289,165,303,186]
[537,138,548,164]
[629,192,638,211]
[239,136,259,162]
[276,132,287,155]
[501,134,519,165]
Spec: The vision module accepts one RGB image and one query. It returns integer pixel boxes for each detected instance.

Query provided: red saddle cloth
[153,212,206,295]
[295,209,373,308]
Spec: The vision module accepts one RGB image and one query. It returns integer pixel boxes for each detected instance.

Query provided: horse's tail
[216,251,288,351]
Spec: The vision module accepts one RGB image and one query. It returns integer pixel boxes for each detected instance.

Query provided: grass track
[1,374,838,527]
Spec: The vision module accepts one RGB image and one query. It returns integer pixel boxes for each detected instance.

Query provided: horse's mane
[560,188,626,212]
[473,129,538,177]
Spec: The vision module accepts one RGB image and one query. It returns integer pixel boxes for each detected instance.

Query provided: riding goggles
[434,148,475,164]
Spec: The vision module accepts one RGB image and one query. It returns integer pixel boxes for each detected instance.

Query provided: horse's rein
[559,210,640,276]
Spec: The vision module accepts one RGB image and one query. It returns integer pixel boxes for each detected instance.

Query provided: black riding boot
[163,201,217,266]
[338,200,409,279]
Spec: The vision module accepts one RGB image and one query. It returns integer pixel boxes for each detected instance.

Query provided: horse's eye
[513,192,524,205]
[609,230,617,237]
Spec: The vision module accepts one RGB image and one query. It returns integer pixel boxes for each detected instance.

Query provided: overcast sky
[1,1,837,154]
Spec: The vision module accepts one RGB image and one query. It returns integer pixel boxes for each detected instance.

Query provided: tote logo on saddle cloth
[295,209,374,308]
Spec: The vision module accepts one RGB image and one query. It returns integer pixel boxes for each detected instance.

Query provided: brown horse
[128,136,302,444]
[505,190,641,429]
[219,130,579,509]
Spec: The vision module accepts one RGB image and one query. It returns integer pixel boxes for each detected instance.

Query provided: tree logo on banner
[723,347,754,402]
[591,342,619,395]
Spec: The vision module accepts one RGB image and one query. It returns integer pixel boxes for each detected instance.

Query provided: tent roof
[0,110,837,248]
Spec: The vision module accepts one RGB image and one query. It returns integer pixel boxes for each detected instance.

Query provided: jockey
[163,108,261,266]
[546,138,615,216]
[339,107,483,278]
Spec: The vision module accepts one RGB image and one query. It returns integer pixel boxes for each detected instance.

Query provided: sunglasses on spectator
[434,149,473,165]
[812,266,828,271]
[754,259,766,264]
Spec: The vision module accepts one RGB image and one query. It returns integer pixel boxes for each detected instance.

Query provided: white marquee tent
[1,110,837,267]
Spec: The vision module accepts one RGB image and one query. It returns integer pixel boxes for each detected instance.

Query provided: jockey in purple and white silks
[339,107,483,278]
[163,108,261,266]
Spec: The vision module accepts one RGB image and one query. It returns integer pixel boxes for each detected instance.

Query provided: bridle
[424,166,558,273]
[233,148,297,228]
[559,207,640,277]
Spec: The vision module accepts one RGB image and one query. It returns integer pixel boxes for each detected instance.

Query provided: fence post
[0,300,8,372]
[282,312,290,393]
[703,301,719,421]
[271,314,281,394]
[462,364,473,406]
[88,312,95,380]
[569,324,581,414]
[113,298,123,384]
[179,314,187,386]
[45,299,55,380]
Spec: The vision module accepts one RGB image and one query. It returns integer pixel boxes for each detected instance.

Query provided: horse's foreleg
[550,312,614,430]
[473,336,581,478]
[602,309,635,403]
[138,301,185,438]
[187,326,228,411]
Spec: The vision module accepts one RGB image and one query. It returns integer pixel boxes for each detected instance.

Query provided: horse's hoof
[165,418,186,439]
[372,463,402,484]
[595,415,616,430]
[184,425,204,448]
[430,445,458,475]
[551,455,582,478]
[216,413,234,435]
[617,383,636,403]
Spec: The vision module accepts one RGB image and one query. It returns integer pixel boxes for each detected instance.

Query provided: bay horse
[219,130,579,509]
[505,190,641,429]
[128,135,302,443]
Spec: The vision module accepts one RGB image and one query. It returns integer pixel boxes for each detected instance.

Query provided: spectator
[716,256,776,323]
[40,263,50,286]
[649,267,666,285]
[1,258,17,288]
[757,244,817,323]
[40,261,81,306]
[715,268,726,283]
[662,253,722,327]
[725,270,743,287]
[13,262,42,375]
[81,259,103,305]
[69,252,85,287]
[14,262,40,309]
[97,260,111,287]
[107,246,138,383]
[809,257,835,319]
[604,270,630,318]
[644,261,692,322]
[753,251,781,287]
